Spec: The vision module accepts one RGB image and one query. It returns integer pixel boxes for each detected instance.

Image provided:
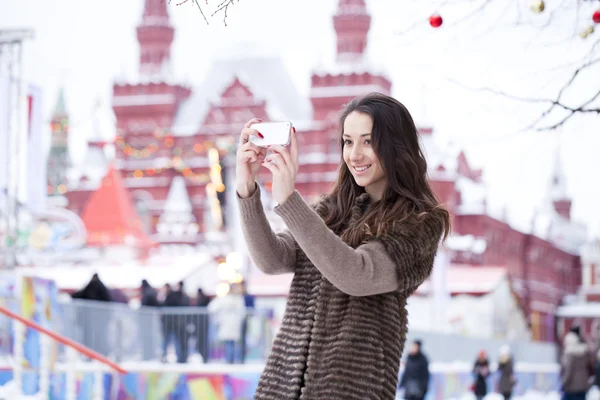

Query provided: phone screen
[249,121,292,147]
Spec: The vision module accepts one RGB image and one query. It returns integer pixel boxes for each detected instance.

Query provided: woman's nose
[350,147,363,161]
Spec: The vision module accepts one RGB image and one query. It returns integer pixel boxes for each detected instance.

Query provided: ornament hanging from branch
[580,25,595,39]
[429,14,443,28]
[593,10,600,24]
[530,0,545,14]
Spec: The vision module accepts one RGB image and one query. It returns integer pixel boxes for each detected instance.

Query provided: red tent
[80,165,155,251]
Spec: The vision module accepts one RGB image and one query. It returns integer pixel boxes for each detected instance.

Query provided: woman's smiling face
[342,111,387,201]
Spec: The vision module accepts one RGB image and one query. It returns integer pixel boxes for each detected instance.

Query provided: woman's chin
[352,178,367,188]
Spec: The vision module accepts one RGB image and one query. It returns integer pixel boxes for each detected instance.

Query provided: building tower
[47,88,71,196]
[112,0,192,238]
[310,0,392,122]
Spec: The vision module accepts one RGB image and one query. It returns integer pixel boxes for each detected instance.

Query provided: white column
[12,320,24,396]
[431,247,450,333]
[92,366,104,400]
[582,262,592,287]
[225,153,250,276]
[65,347,77,400]
[38,333,51,398]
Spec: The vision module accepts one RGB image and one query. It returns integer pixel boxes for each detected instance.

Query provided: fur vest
[254,193,443,400]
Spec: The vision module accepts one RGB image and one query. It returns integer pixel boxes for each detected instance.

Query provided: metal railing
[0,301,125,400]
[57,299,275,364]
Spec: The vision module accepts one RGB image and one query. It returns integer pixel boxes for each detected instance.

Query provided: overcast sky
[1,0,598,237]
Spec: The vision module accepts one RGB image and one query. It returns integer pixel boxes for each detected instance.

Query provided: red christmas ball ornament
[429,14,443,28]
[593,10,600,24]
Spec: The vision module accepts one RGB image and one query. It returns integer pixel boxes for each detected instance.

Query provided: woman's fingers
[239,127,264,144]
[244,118,262,129]
[264,153,287,169]
[261,159,279,173]
[239,141,261,155]
[267,145,291,167]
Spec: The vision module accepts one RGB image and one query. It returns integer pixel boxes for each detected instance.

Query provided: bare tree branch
[446,55,600,131]
[169,0,238,26]
[192,0,209,25]
[211,0,239,27]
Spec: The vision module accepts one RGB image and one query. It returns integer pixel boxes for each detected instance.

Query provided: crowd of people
[70,273,256,364]
[399,331,600,400]
[398,340,517,400]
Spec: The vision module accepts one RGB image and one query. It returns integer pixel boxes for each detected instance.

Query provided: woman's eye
[343,140,352,145]
[364,139,371,145]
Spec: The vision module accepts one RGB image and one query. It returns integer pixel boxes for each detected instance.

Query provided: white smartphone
[249,121,292,147]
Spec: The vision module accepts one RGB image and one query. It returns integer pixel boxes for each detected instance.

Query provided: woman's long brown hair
[319,93,451,247]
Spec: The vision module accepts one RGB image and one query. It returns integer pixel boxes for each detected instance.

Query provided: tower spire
[137,0,174,79]
[333,0,371,63]
[47,87,71,196]
[550,148,571,220]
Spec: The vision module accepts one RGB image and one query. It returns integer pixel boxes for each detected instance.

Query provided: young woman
[235,93,450,399]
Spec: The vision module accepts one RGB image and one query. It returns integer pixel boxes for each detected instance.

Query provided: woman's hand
[262,126,298,205]
[236,118,267,198]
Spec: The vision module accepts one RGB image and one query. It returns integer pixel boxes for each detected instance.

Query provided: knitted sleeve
[275,190,443,296]
[237,184,297,275]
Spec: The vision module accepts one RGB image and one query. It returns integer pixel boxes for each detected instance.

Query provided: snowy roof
[248,265,507,297]
[420,133,460,177]
[455,176,487,214]
[80,147,108,182]
[556,302,600,318]
[172,56,312,136]
[15,252,213,290]
[416,266,507,295]
[445,234,487,254]
[581,239,600,263]
[312,58,388,80]
[530,202,586,255]
[163,176,192,214]
[157,177,198,238]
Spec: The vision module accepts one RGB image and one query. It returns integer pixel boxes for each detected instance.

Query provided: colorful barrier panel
[0,367,560,399]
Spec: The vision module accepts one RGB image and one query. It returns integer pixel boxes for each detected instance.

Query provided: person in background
[497,345,516,400]
[569,326,583,343]
[473,350,490,400]
[139,279,160,360]
[174,281,191,363]
[208,282,246,364]
[240,280,255,363]
[140,279,159,307]
[399,339,430,400]
[71,273,112,355]
[161,283,182,363]
[194,288,211,362]
[595,343,600,389]
[71,273,111,302]
[561,331,593,400]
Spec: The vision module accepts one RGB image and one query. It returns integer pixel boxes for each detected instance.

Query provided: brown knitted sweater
[238,186,443,400]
